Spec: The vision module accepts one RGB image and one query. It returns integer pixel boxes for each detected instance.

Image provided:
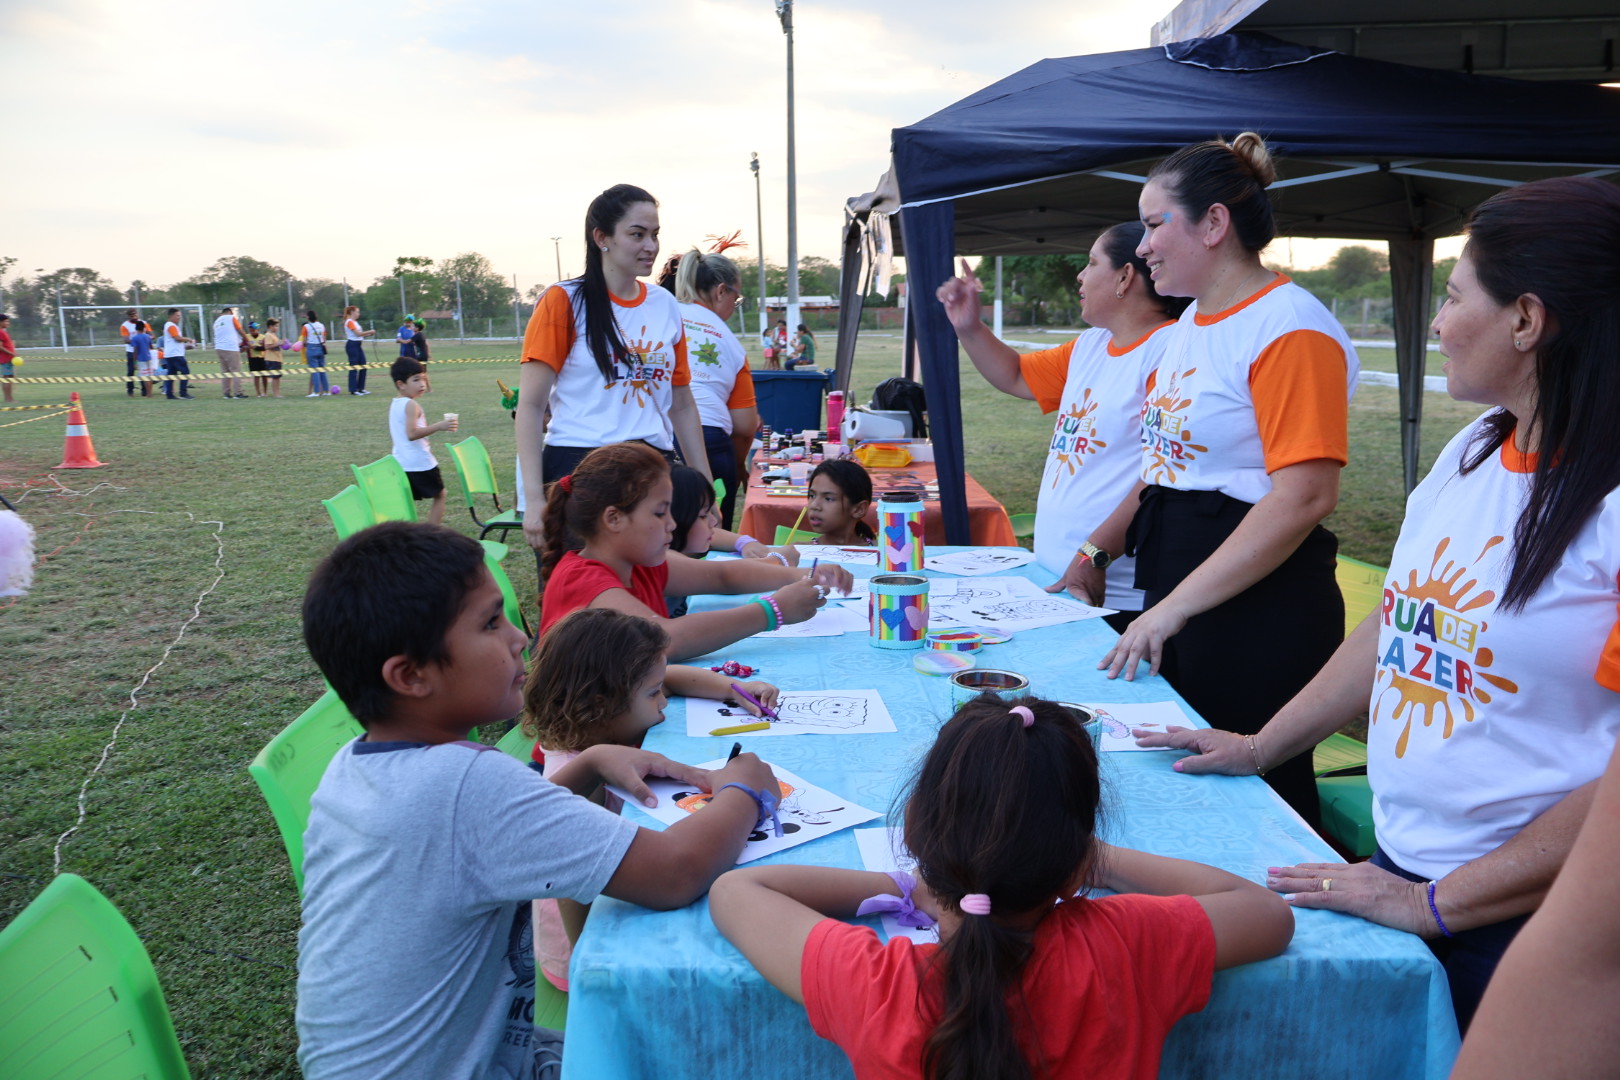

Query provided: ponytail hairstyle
[1456,177,1620,611]
[521,607,670,752]
[1147,132,1278,252]
[539,441,671,579]
[807,458,875,541]
[669,464,717,553]
[901,695,1102,1080]
[306,310,319,323]
[1096,222,1192,320]
[573,184,659,382]
[675,248,741,305]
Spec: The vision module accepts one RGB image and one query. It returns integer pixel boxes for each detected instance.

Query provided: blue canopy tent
[836,32,1620,542]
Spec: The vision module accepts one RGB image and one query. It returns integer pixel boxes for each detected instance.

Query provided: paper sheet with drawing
[922,548,1037,576]
[1081,701,1194,751]
[685,688,897,737]
[608,761,879,864]
[928,575,1115,631]
[754,604,867,638]
[854,827,939,945]
[793,544,879,566]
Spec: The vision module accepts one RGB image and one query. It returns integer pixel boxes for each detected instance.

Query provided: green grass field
[0,339,1483,1076]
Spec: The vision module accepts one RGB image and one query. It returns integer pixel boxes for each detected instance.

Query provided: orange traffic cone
[56,392,109,469]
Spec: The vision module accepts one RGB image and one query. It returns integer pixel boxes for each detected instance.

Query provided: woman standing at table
[676,247,757,531]
[1140,177,1620,1030]
[1100,134,1358,820]
[516,184,712,566]
[938,222,1188,633]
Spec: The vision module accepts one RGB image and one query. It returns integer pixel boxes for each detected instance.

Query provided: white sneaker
[306,392,321,398]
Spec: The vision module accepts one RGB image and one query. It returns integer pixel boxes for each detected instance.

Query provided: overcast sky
[2,0,1372,291]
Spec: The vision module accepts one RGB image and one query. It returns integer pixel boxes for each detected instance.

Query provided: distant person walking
[410,318,431,389]
[120,308,140,396]
[129,321,157,397]
[0,313,17,403]
[342,305,375,395]
[212,306,247,398]
[300,311,331,397]
[160,308,195,399]
[262,318,284,397]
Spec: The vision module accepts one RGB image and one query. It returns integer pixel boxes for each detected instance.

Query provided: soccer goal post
[54,303,216,352]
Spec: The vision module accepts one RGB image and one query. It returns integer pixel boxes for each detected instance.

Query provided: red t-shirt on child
[803,893,1215,1080]
[539,550,671,634]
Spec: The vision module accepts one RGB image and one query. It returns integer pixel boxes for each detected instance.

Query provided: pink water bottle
[826,390,845,442]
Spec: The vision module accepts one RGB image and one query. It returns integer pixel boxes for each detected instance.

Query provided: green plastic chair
[483,546,529,639]
[494,723,534,761]
[1336,555,1387,639]
[773,525,818,546]
[1313,731,1369,777]
[1313,731,1375,858]
[322,484,376,540]
[1008,512,1036,540]
[0,873,192,1080]
[248,689,366,894]
[350,456,418,523]
[448,436,523,542]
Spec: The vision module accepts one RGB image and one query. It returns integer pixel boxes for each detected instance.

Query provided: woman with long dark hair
[516,184,712,557]
[1142,177,1620,1030]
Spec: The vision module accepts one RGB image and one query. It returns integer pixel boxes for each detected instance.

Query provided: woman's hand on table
[807,563,855,595]
[1132,725,1257,774]
[732,680,780,716]
[1266,860,1436,937]
[1098,599,1189,680]
[1046,551,1107,606]
[771,576,829,623]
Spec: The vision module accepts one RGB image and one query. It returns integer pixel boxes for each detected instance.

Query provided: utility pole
[550,237,563,282]
[287,278,296,323]
[398,275,407,318]
[776,0,800,336]
[512,272,521,337]
[342,278,349,307]
[455,276,465,343]
[750,153,767,336]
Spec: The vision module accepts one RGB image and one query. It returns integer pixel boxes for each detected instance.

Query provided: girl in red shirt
[711,696,1295,1080]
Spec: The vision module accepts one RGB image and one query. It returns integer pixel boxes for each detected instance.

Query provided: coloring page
[928,577,1111,630]
[854,827,939,945]
[610,761,879,864]
[754,604,867,638]
[922,549,1037,576]
[686,689,897,737]
[793,544,879,566]
[830,577,956,604]
[1080,701,1194,751]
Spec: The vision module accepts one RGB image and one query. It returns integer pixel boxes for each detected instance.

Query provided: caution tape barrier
[0,357,522,385]
[0,402,73,411]
[0,408,73,429]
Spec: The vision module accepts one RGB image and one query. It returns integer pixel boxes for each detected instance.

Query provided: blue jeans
[346,340,367,393]
[307,346,330,394]
[163,356,191,397]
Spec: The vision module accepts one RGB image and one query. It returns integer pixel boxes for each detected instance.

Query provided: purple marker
[729,681,778,721]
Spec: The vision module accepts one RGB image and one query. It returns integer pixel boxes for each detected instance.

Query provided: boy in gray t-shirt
[296,522,779,1080]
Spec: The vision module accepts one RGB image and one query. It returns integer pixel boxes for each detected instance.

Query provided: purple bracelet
[1426,880,1454,938]
[734,534,760,557]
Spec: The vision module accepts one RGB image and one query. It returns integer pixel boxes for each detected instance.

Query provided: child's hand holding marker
[807,562,855,596]
[731,681,780,717]
[581,745,718,809]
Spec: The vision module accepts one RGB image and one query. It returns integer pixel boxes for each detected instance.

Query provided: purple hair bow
[856,870,938,930]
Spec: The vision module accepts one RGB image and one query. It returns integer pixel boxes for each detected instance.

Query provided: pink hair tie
[1009,705,1034,728]
[960,894,993,916]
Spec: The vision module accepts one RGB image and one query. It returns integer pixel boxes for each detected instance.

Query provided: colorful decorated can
[868,573,929,650]
[948,668,1031,711]
[877,492,925,572]
[1055,702,1101,748]
[926,630,983,652]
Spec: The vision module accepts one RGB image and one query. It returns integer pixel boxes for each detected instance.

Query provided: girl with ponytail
[677,246,759,530]
[712,695,1293,1079]
[516,184,713,566]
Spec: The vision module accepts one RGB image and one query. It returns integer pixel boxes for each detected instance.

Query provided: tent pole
[1388,237,1436,494]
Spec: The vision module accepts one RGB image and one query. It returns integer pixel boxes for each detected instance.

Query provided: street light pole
[551,237,563,282]
[776,0,800,337]
[750,153,767,336]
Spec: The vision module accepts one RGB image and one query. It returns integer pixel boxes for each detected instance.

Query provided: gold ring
[1321,878,1333,893]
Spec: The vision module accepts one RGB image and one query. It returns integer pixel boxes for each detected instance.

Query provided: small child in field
[296,522,781,1080]
[805,459,876,544]
[520,607,780,989]
[129,321,157,398]
[710,694,1295,1080]
[388,357,457,524]
[538,441,854,660]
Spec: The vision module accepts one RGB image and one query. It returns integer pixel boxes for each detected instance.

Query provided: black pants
[1373,847,1528,1033]
[163,357,191,398]
[702,425,741,531]
[1127,485,1342,824]
[125,353,137,395]
[346,340,367,393]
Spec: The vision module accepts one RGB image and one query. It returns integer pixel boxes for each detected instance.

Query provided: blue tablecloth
[563,551,1461,1079]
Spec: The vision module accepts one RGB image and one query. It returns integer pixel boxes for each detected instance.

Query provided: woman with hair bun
[516,184,712,562]
[1101,133,1359,822]
[676,247,758,530]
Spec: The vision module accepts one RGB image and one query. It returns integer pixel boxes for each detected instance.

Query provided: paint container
[926,630,983,652]
[913,650,975,676]
[948,668,1031,711]
[878,492,925,572]
[1056,701,1101,749]
[868,573,929,650]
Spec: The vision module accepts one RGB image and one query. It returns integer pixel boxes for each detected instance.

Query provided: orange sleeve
[1017,339,1077,413]
[167,325,181,339]
[1248,329,1350,472]
[521,287,575,373]
[726,365,757,409]
[233,317,244,334]
[670,332,690,388]
[346,319,359,334]
[1597,574,1620,691]
[120,324,131,339]
[299,326,308,341]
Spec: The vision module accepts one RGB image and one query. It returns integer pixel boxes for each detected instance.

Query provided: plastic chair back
[0,873,192,1080]
[322,484,375,540]
[248,689,365,893]
[494,724,534,761]
[483,547,529,639]
[1008,513,1036,540]
[1313,731,1369,777]
[449,437,523,539]
[350,457,417,523]
[1335,555,1387,639]
[773,525,819,546]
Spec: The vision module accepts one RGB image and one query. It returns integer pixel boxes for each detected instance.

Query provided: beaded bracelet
[764,593,786,628]
[733,534,760,557]
[1244,734,1269,776]
[765,551,789,566]
[1426,880,1454,938]
[752,597,779,631]
[720,782,783,836]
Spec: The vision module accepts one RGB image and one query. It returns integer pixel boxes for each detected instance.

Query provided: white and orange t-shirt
[162,321,187,359]
[120,319,138,353]
[521,281,690,450]
[1369,415,1620,879]
[1020,323,1172,611]
[1138,277,1358,504]
[344,317,365,342]
[679,302,756,434]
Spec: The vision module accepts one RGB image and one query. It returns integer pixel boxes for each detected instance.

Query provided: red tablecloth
[738,459,1017,547]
